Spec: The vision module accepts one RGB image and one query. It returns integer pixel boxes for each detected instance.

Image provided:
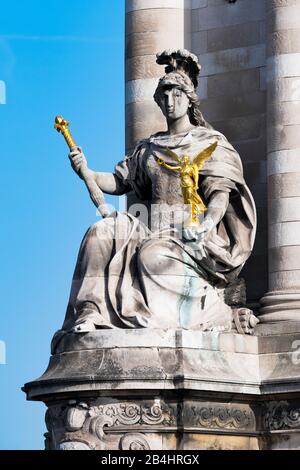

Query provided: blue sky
[0,0,125,449]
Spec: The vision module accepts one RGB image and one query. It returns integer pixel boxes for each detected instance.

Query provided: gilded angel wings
[165,141,218,169]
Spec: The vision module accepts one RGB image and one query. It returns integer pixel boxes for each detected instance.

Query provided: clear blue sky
[0,0,125,449]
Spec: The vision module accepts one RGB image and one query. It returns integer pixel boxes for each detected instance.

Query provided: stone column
[260,0,300,326]
[125,0,190,153]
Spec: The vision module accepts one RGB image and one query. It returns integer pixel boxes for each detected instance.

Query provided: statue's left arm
[205,190,229,227]
[198,190,229,236]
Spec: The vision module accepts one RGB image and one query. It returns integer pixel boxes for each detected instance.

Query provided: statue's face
[158,86,190,121]
[182,156,190,165]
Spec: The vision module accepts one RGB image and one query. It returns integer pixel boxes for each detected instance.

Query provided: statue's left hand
[183,216,214,242]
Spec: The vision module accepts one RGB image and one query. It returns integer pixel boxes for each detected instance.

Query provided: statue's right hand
[69,146,88,179]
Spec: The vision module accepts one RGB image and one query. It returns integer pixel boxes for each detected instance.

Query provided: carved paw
[232,308,259,335]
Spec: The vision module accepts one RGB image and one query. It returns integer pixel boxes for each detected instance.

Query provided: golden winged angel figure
[156,141,218,226]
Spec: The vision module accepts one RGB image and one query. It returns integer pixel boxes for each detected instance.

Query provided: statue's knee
[138,240,179,274]
[82,219,115,249]
[90,218,115,236]
[138,244,156,273]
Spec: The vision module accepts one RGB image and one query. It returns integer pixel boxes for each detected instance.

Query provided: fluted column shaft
[260,0,300,323]
[125,0,190,153]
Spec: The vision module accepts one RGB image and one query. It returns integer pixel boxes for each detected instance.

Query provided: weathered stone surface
[126,0,185,13]
[126,56,163,81]
[212,115,265,142]
[43,396,263,450]
[126,31,185,58]
[269,221,300,249]
[267,4,300,32]
[233,137,267,164]
[270,271,300,291]
[197,75,208,99]
[126,78,159,104]
[256,319,300,336]
[267,53,300,79]
[201,91,266,121]
[267,77,300,103]
[24,330,300,398]
[194,0,266,32]
[267,30,300,57]
[207,22,262,53]
[260,294,300,323]
[268,0,300,9]
[183,434,259,451]
[199,45,266,76]
[207,68,261,98]
[268,149,300,175]
[191,0,207,8]
[191,31,208,54]
[24,329,300,450]
[126,101,163,125]
[268,101,300,126]
[269,197,300,224]
[260,67,267,90]
[55,330,259,356]
[267,124,300,152]
[269,173,300,199]
[262,0,300,322]
[126,8,184,34]
[269,246,300,273]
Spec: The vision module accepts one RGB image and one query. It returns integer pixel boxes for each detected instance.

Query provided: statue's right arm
[93,172,131,196]
[69,147,131,196]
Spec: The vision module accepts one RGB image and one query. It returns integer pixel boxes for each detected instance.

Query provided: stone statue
[52,49,258,352]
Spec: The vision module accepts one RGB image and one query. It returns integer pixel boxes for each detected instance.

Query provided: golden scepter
[54,116,110,218]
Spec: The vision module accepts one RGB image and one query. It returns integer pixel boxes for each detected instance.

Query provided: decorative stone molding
[41,390,300,450]
[45,399,175,450]
[119,433,151,450]
[190,405,254,431]
[44,397,263,450]
[264,401,300,431]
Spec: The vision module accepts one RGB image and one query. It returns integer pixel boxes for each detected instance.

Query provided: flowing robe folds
[57,127,256,343]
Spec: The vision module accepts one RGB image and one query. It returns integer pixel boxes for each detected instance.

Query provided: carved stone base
[23,330,300,450]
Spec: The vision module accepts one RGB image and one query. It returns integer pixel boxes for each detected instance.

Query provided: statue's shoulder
[128,132,168,158]
[128,137,152,158]
[190,126,229,144]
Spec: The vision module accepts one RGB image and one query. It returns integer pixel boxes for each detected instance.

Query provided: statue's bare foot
[73,320,96,333]
[232,308,259,335]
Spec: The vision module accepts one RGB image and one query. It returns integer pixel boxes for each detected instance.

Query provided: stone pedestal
[24,330,300,450]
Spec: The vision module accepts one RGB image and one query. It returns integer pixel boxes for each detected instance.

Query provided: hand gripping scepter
[54,116,110,218]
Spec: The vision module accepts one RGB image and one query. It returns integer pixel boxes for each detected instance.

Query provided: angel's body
[157,143,218,225]
[52,49,257,348]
